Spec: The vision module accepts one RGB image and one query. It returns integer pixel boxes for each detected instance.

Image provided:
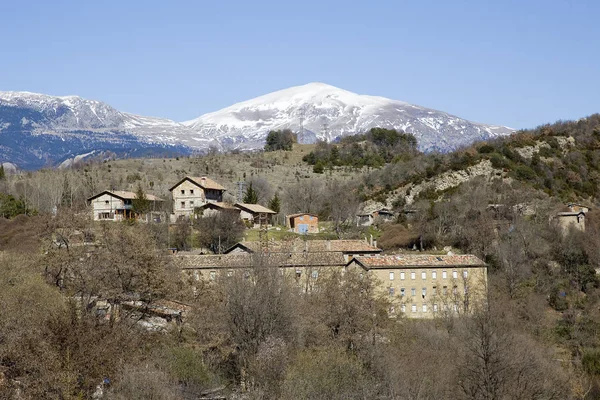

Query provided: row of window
[203,269,321,281]
[395,302,462,313]
[180,200,195,209]
[389,285,467,297]
[180,189,195,195]
[389,270,468,281]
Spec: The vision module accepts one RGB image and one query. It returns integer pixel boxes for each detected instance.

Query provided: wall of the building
[363,266,488,319]
[557,214,585,233]
[91,194,127,221]
[290,215,319,233]
[172,181,206,218]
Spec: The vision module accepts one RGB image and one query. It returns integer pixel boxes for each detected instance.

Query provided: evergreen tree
[243,182,259,204]
[268,193,281,214]
[132,184,151,216]
[0,165,5,181]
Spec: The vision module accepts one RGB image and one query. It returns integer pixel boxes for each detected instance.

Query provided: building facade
[87,190,163,222]
[346,254,488,319]
[169,176,226,219]
[286,213,319,233]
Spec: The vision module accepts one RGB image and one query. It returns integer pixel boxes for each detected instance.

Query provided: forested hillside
[1,116,600,398]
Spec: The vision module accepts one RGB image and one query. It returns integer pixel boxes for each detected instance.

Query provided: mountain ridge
[0,83,514,169]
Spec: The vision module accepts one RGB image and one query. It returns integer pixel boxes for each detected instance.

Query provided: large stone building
[346,254,487,318]
[169,176,226,219]
[87,190,164,222]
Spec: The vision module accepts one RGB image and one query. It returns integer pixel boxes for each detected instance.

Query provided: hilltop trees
[264,129,297,151]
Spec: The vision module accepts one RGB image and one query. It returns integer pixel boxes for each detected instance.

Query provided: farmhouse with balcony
[169,176,226,219]
[87,190,164,222]
[346,254,488,319]
[234,203,277,227]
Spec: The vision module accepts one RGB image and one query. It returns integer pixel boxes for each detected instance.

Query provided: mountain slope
[0,91,195,169]
[183,82,514,152]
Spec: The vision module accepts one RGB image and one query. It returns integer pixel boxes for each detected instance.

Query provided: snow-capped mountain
[0,91,195,169]
[183,83,513,152]
[0,84,514,169]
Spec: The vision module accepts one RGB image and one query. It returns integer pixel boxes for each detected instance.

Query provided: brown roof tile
[175,252,346,269]
[226,239,382,254]
[350,254,486,269]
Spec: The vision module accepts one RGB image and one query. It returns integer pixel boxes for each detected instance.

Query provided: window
[389,287,395,296]
[389,272,394,281]
[443,286,448,295]
[453,285,458,295]
[181,189,185,195]
[463,270,468,278]
[411,304,417,313]
[422,304,428,312]
[295,269,302,278]
[190,201,194,207]
[400,272,405,280]
[421,271,427,280]
[433,303,438,312]
[422,287,427,298]
[432,271,437,280]
[209,271,216,281]
[442,270,447,279]
[432,286,437,295]
[105,200,109,205]
[312,270,319,279]
[400,288,405,297]
[190,189,194,195]
[401,304,406,313]
[180,201,185,209]
[453,270,458,279]
[411,288,416,296]
[244,271,250,279]
[389,306,395,314]
[454,302,459,312]
[411,272,416,280]
[227,270,233,277]
[193,271,200,281]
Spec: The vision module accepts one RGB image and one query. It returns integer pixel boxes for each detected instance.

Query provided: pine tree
[243,182,259,204]
[268,193,281,214]
[132,183,151,216]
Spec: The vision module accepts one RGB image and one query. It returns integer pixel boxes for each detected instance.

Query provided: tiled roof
[189,176,226,191]
[199,202,239,210]
[287,213,318,219]
[174,252,346,269]
[235,203,277,214]
[169,176,226,191]
[350,254,486,269]
[87,190,163,202]
[226,239,382,254]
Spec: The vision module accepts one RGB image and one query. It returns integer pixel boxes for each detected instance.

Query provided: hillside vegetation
[1,116,600,397]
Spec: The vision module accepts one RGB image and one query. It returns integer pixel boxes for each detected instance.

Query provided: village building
[286,213,319,233]
[346,254,488,319]
[224,238,382,262]
[196,202,240,218]
[175,252,347,292]
[234,203,277,227]
[356,208,395,227]
[87,190,164,222]
[169,176,226,219]
[555,203,590,233]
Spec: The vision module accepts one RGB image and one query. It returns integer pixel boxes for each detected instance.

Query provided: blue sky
[2,0,598,129]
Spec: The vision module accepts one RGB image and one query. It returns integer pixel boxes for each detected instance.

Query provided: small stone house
[286,213,319,233]
[169,176,226,219]
[356,208,395,227]
[87,190,163,222]
[234,203,277,227]
[346,254,488,319]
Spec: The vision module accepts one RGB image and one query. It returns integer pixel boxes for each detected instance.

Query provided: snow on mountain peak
[182,83,513,151]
